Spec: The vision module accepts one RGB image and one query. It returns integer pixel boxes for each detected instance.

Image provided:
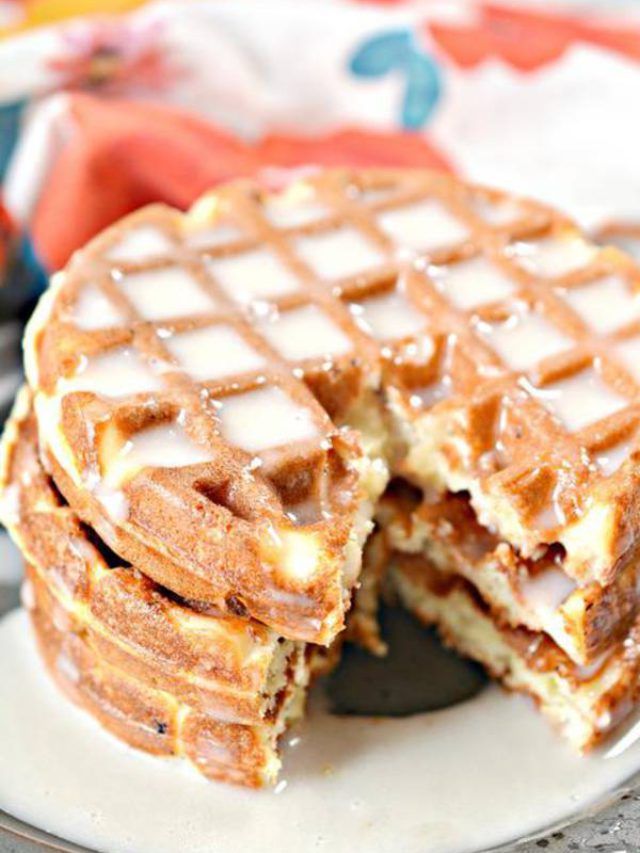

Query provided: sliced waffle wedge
[389,549,640,752]
[384,210,640,585]
[381,485,640,666]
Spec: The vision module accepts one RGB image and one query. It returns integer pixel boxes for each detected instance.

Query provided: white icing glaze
[258,304,352,362]
[430,256,515,311]
[217,387,319,453]
[530,369,626,432]
[294,228,384,281]
[472,196,524,227]
[101,421,213,489]
[164,326,266,382]
[278,528,320,582]
[563,276,640,335]
[377,200,469,253]
[264,197,329,229]
[594,441,632,477]
[107,227,173,264]
[118,268,216,321]
[3,609,640,853]
[63,348,163,399]
[55,647,80,685]
[0,483,20,529]
[185,224,242,250]
[206,249,300,304]
[285,498,323,526]
[93,481,130,524]
[477,310,572,372]
[351,291,425,341]
[535,500,565,532]
[71,285,125,331]
[520,566,576,615]
[510,236,597,278]
[613,336,640,382]
[410,378,452,410]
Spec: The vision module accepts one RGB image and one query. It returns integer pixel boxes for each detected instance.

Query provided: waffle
[29,561,309,787]
[26,169,640,647]
[381,485,640,666]
[0,389,316,785]
[24,179,414,644]
[15,166,640,767]
[389,549,640,752]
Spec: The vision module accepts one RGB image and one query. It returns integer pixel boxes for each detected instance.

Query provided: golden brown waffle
[29,562,304,787]
[0,390,314,784]
[380,485,640,666]
[389,549,640,751]
[26,168,640,641]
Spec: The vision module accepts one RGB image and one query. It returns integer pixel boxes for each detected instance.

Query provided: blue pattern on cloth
[0,100,26,182]
[0,100,49,298]
[349,29,442,130]
[16,235,48,299]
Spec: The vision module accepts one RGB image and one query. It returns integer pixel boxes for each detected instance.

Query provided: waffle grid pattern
[14,168,640,780]
[29,169,640,630]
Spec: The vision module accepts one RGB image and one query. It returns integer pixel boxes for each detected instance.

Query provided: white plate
[2,607,640,853]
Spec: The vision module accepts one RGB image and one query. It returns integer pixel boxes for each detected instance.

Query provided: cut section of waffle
[381,485,640,666]
[387,220,640,585]
[26,168,640,625]
[388,549,640,752]
[0,390,317,785]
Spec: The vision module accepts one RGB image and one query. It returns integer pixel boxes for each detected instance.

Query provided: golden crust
[28,563,298,787]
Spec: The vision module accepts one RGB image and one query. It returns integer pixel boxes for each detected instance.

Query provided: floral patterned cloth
[0,0,639,413]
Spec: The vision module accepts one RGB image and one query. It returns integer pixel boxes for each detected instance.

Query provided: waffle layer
[28,560,305,787]
[389,550,640,752]
[3,388,640,773]
[381,486,640,666]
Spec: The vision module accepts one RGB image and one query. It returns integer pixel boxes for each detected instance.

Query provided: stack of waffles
[4,168,640,786]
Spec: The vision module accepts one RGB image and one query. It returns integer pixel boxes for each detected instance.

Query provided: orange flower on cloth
[31,93,453,270]
[46,17,182,93]
[0,196,14,273]
[428,3,640,72]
